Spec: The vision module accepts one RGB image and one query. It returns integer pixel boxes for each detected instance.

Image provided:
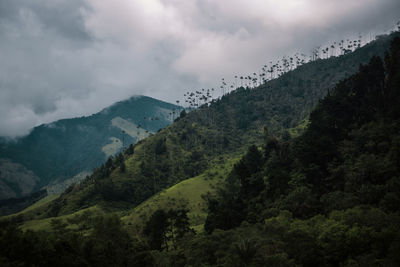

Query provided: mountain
[35,32,399,217]
[0,34,400,266]
[1,33,399,266]
[0,96,180,202]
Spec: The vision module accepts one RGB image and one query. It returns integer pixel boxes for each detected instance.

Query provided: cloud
[0,0,399,137]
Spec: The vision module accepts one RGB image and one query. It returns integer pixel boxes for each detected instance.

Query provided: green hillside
[122,156,238,234]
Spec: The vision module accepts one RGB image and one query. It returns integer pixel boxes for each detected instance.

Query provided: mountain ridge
[0,95,180,204]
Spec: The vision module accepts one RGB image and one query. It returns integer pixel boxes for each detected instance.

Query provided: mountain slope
[193,37,400,266]
[35,32,400,219]
[1,34,399,267]
[0,96,180,201]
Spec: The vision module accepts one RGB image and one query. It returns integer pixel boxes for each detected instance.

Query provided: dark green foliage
[154,137,167,155]
[204,196,244,234]
[234,237,259,266]
[82,214,136,266]
[119,161,126,173]
[205,145,265,233]
[126,144,134,155]
[200,37,400,266]
[144,209,169,250]
[0,214,154,267]
[144,208,194,251]
[179,109,187,119]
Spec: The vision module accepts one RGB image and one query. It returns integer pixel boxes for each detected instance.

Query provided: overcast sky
[0,0,399,137]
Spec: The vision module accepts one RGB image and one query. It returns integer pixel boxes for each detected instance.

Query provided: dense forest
[1,35,400,266]
[199,38,400,266]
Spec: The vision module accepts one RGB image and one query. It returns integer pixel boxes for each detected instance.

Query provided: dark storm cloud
[0,0,399,137]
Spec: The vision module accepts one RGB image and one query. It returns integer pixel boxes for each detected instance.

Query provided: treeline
[0,213,162,266]
[183,21,400,109]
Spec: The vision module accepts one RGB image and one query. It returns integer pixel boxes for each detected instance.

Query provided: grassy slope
[14,156,237,233]
[122,156,238,234]
[20,206,102,232]
[1,194,89,232]
[19,194,59,214]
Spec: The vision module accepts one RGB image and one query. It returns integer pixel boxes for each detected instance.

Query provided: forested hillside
[194,37,400,266]
[0,34,399,266]
[31,32,400,218]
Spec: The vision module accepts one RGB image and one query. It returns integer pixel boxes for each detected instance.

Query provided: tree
[120,160,126,173]
[154,138,167,155]
[126,144,134,155]
[144,208,193,251]
[144,209,169,250]
[167,208,194,249]
[179,109,187,119]
[84,214,135,266]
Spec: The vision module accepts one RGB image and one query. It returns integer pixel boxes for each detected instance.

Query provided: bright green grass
[20,205,102,232]
[122,156,238,234]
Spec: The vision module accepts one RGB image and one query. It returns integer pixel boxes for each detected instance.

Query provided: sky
[0,0,399,137]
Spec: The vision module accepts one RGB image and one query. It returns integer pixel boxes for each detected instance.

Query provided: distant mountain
[0,95,180,200]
